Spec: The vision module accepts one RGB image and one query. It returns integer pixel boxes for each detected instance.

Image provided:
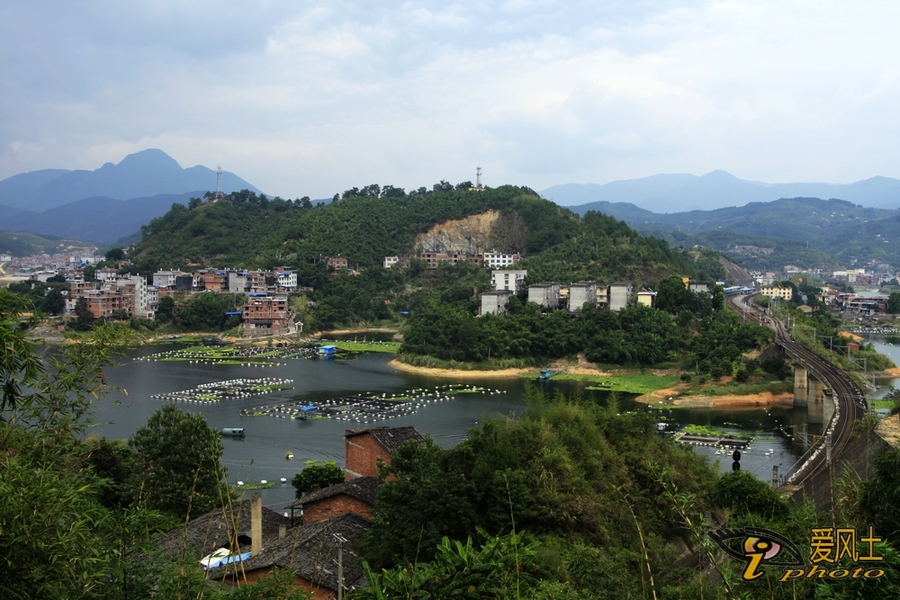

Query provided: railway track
[727,294,867,485]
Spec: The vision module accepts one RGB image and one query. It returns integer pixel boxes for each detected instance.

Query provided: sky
[1,1,899,199]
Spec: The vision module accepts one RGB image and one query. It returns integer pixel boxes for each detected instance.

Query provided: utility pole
[333,533,348,600]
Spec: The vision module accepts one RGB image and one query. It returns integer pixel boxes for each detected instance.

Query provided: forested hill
[129,183,723,284]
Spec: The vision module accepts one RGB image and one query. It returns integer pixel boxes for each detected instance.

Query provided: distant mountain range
[563,196,900,271]
[0,149,262,244]
[542,171,900,213]
[0,192,201,245]
[0,149,260,212]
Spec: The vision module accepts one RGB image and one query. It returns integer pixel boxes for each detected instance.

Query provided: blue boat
[538,370,555,380]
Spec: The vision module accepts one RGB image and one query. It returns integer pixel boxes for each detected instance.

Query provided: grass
[238,481,276,490]
[686,381,793,397]
[870,397,898,411]
[683,424,728,437]
[251,384,293,392]
[323,340,402,353]
[523,372,680,395]
[397,353,541,370]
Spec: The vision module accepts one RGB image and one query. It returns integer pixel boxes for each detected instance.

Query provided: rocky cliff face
[413,210,501,253]
[412,209,529,255]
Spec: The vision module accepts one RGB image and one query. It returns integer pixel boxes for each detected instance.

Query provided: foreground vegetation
[5,289,900,598]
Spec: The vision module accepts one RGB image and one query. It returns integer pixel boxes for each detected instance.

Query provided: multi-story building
[608,282,633,312]
[491,269,527,292]
[528,283,561,308]
[482,251,522,269]
[760,285,792,300]
[241,293,291,334]
[480,290,513,315]
[568,281,596,312]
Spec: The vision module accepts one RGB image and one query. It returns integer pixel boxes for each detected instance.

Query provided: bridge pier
[793,364,808,407]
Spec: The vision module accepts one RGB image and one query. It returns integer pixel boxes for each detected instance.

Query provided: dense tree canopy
[129,404,232,518]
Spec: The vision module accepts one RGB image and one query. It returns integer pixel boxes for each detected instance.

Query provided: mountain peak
[116,148,182,172]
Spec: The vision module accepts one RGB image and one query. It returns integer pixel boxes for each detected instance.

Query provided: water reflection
[94,341,803,510]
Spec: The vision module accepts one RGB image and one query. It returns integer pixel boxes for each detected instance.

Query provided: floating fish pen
[676,433,752,449]
[151,377,294,404]
[136,344,321,366]
[240,384,506,424]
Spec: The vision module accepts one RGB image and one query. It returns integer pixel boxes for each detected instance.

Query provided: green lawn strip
[238,481,276,490]
[683,424,728,437]
[322,340,402,353]
[251,385,293,392]
[685,381,793,397]
[526,373,679,395]
[870,398,898,410]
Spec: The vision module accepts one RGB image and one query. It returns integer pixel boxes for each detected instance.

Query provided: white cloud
[1,1,900,198]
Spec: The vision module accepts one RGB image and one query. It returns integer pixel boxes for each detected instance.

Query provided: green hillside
[128,183,729,330]
[0,231,99,257]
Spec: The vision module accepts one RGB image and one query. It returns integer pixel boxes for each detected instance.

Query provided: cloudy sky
[1,1,898,198]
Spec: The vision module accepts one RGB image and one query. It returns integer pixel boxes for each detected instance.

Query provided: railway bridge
[728,295,880,509]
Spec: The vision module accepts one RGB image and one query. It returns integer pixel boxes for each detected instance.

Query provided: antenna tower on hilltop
[215,166,224,201]
[476,165,482,190]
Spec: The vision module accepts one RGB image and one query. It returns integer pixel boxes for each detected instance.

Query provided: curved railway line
[727,294,868,486]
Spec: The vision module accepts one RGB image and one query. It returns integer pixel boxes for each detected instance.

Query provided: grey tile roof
[284,476,380,509]
[345,425,425,454]
[155,499,290,561]
[208,512,373,593]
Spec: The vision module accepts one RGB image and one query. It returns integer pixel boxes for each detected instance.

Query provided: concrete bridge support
[807,379,824,426]
[793,364,808,407]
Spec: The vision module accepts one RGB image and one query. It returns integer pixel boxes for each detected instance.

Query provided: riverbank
[388,359,532,379]
[636,387,795,409]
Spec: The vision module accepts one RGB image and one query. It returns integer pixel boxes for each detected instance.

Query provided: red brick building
[285,476,379,523]
[344,426,425,480]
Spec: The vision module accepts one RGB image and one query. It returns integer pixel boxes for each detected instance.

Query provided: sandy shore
[636,387,795,409]
[388,359,532,379]
[317,327,400,336]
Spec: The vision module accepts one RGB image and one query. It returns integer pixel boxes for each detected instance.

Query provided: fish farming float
[151,378,294,404]
[240,384,506,424]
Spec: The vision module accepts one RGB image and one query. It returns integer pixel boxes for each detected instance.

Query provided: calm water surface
[94,340,814,511]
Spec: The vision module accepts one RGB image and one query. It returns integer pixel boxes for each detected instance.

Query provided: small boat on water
[221,427,245,437]
[286,452,294,460]
[538,369,555,380]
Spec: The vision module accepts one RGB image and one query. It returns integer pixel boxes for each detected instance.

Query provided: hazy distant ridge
[0,149,260,212]
[542,171,900,212]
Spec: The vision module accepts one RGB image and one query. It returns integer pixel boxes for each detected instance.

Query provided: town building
[326,256,349,270]
[421,251,483,269]
[480,290,513,315]
[344,426,425,480]
[760,285,793,300]
[568,281,596,312]
[636,291,658,308]
[528,282,561,308]
[285,476,379,524]
[608,282,633,312]
[491,269,527,292]
[482,251,522,269]
[240,293,291,335]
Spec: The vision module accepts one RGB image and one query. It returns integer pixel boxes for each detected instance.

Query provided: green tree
[129,404,233,518]
[69,296,95,331]
[291,459,345,498]
[105,247,125,261]
[157,295,175,320]
[888,291,900,314]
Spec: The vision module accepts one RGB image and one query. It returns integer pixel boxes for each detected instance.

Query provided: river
[92,337,830,513]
